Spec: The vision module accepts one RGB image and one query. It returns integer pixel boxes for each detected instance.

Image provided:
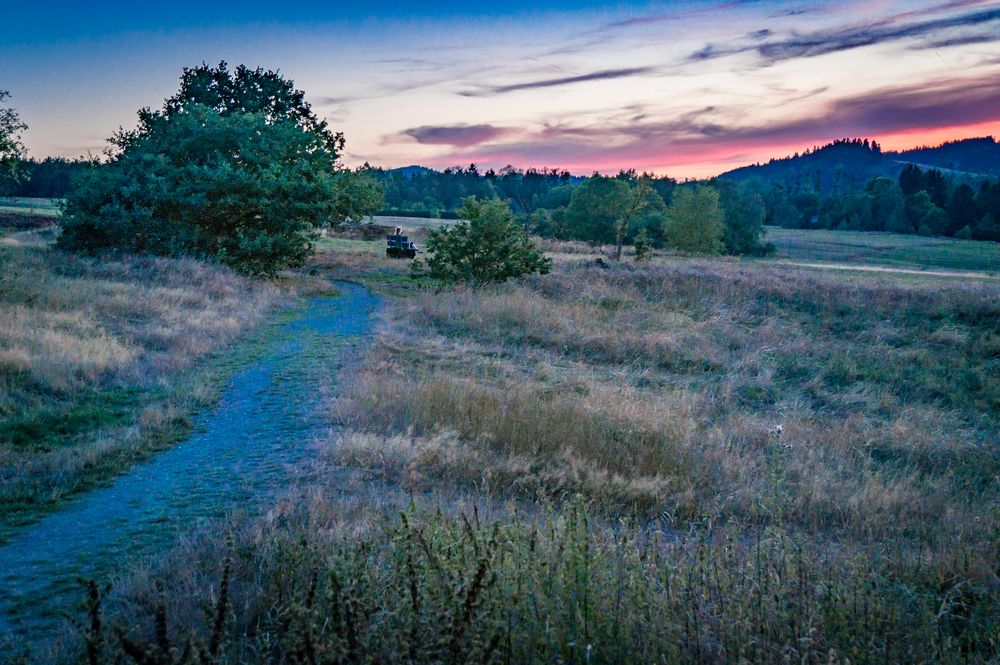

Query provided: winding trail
[0,282,379,643]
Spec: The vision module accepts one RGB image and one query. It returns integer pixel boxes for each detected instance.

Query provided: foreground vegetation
[59,235,999,663]
[0,229,280,533]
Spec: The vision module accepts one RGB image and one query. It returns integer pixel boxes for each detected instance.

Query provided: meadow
[64,229,1000,664]
[765,226,1000,275]
[0,197,63,219]
[0,225,281,534]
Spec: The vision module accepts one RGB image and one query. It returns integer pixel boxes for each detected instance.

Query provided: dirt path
[0,282,380,644]
[773,260,1000,280]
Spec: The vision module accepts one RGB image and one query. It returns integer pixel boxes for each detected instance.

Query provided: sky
[2,0,999,178]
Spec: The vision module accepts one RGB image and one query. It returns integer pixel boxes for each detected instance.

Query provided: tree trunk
[614,218,625,261]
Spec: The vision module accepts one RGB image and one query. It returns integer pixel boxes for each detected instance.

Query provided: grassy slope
[0,230,282,534]
[81,231,1000,664]
[0,197,63,218]
[764,225,1000,274]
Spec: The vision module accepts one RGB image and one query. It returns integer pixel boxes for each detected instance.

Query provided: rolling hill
[720,136,999,191]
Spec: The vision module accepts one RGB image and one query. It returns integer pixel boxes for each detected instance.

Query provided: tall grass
[72,497,999,664]
[50,245,1000,663]
[0,242,280,527]
[336,261,999,540]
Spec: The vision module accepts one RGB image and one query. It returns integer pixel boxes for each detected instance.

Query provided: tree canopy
[717,181,770,255]
[0,90,27,183]
[663,185,725,254]
[561,175,667,259]
[59,63,381,276]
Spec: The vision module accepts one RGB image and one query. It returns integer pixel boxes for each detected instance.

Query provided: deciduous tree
[718,181,770,254]
[663,185,725,254]
[0,90,27,183]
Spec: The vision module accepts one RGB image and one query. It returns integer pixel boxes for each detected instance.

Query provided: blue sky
[3,0,999,177]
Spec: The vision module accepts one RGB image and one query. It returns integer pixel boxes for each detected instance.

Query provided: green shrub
[632,227,652,260]
[417,197,551,285]
[663,185,725,254]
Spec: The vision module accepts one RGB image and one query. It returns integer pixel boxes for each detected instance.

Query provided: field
[55,230,999,664]
[0,228,281,534]
[373,214,455,230]
[0,197,63,219]
[2,213,999,661]
[765,226,1000,275]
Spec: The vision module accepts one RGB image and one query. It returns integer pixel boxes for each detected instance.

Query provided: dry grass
[32,236,1000,662]
[0,240,280,527]
[335,258,999,544]
[70,464,999,664]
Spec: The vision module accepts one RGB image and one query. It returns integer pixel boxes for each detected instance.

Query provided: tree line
[0,157,92,198]
[3,70,996,287]
[366,165,772,256]
[744,163,1000,242]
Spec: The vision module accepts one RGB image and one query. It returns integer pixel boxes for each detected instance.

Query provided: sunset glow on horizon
[2,0,999,179]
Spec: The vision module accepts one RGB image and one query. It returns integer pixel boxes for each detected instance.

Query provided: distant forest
[4,137,999,243]
[364,137,1000,242]
[722,139,1000,241]
[0,156,92,199]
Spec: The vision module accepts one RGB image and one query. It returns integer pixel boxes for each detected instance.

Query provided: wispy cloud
[401,124,515,147]
[688,6,1000,64]
[459,67,655,97]
[586,1,743,34]
[434,73,1000,173]
[314,96,350,106]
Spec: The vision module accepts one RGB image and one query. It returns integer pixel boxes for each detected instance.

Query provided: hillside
[898,137,1000,177]
[388,165,436,178]
[720,137,998,191]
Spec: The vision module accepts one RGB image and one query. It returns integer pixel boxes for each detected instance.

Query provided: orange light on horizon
[874,120,1000,152]
[618,122,1000,179]
[366,121,1000,180]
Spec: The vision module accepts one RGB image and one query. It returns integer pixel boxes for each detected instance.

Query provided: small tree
[418,197,551,285]
[0,90,28,184]
[946,184,978,236]
[633,228,652,261]
[718,181,769,254]
[663,185,725,254]
[612,179,663,261]
[562,175,631,245]
[919,206,950,236]
[563,176,664,260]
[973,213,1000,242]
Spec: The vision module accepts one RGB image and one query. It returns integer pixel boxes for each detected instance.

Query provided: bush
[663,185,725,254]
[58,63,380,277]
[416,197,551,285]
[633,228,652,260]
